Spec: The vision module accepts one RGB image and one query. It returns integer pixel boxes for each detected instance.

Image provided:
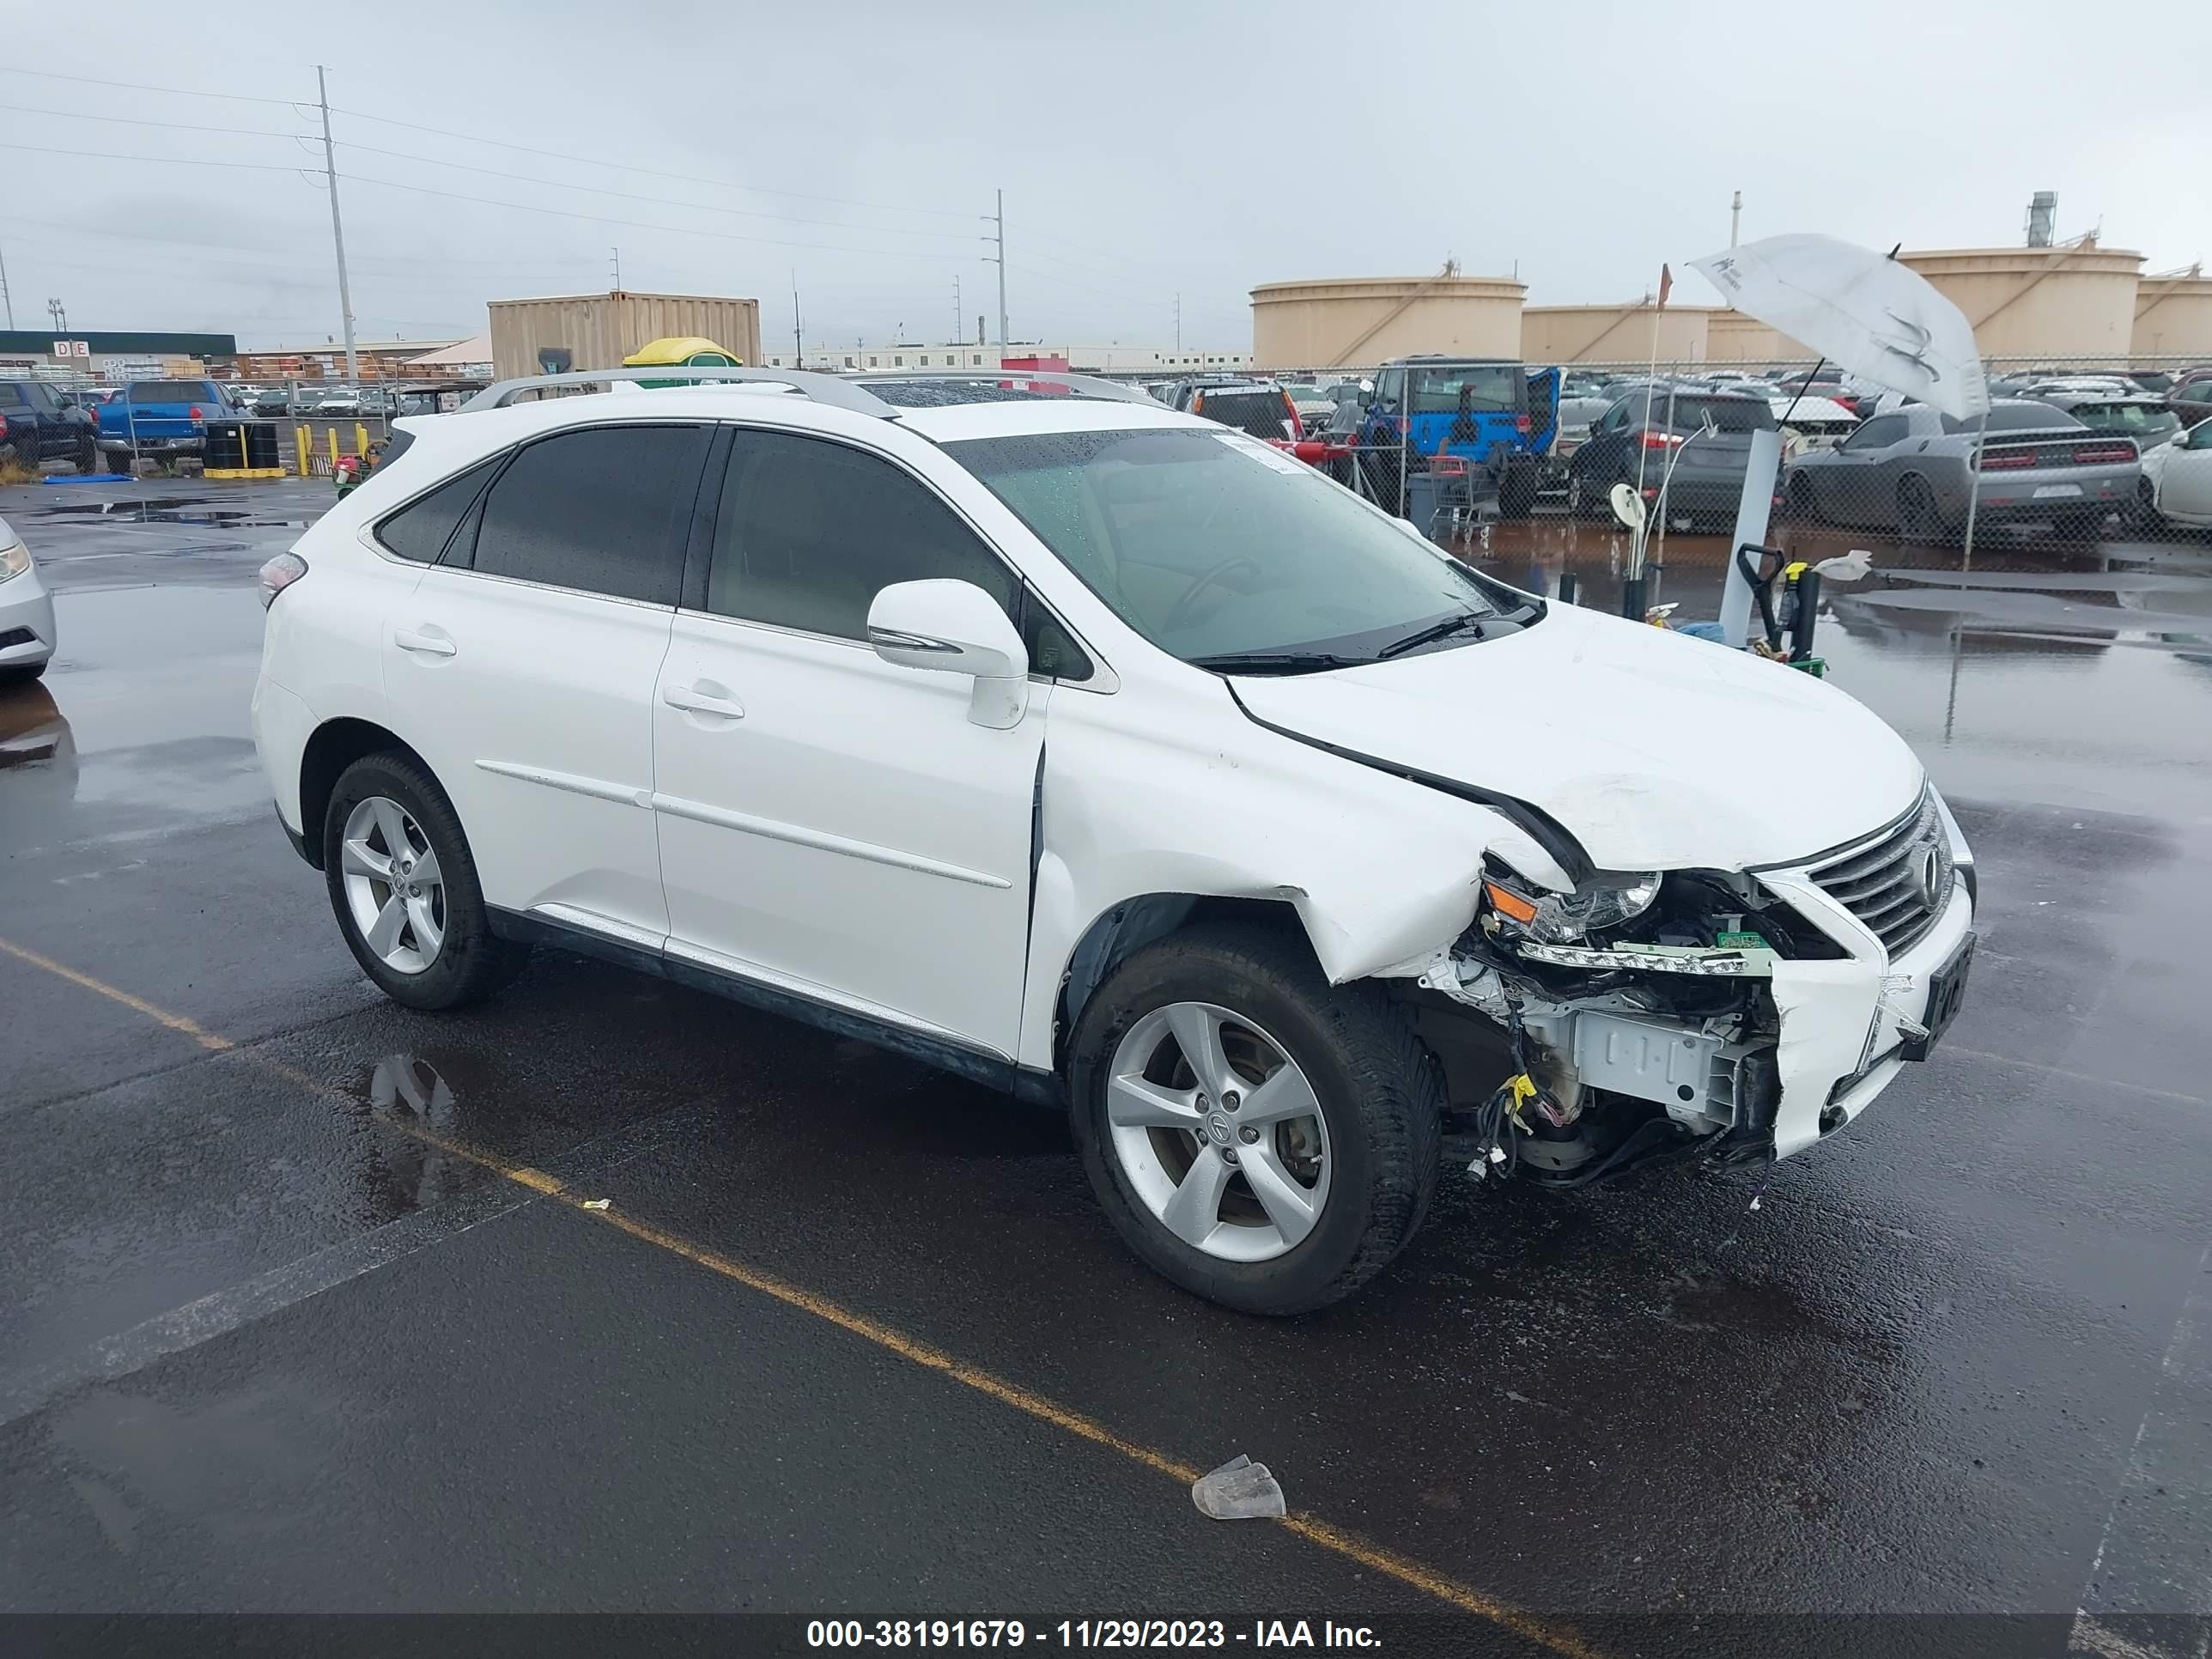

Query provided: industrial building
[488,291,763,380]
[0,329,237,382]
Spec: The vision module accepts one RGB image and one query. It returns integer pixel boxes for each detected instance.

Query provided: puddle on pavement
[34,496,313,529]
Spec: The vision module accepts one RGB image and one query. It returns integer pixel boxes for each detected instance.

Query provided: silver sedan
[0,514,58,685]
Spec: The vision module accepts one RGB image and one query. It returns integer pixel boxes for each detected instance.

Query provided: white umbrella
[1689,234,1989,421]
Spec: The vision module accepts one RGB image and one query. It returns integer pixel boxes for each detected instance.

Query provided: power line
[341,172,990,263]
[0,101,307,139]
[0,64,301,106]
[326,104,988,222]
[331,138,990,240]
[0,140,302,172]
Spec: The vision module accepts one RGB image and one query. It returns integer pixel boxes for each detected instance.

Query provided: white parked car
[2142,416,2212,526]
[0,514,58,685]
[252,368,1977,1314]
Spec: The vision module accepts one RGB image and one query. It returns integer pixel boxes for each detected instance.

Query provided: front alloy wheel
[1071,922,1442,1316]
[1106,1001,1331,1261]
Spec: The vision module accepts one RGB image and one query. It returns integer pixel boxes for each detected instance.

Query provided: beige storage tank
[1521,303,1709,366]
[2131,269,2212,362]
[1249,275,1524,368]
[1898,246,2142,362]
[1705,308,1814,363]
[489,291,764,380]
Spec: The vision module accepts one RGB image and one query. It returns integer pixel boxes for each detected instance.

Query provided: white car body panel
[2152,436,2212,525]
[0,514,58,673]
[654,611,1047,1057]
[1230,602,1924,872]
[255,382,1973,1188]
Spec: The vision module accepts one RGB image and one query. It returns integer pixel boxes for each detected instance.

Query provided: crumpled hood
[1231,602,1923,875]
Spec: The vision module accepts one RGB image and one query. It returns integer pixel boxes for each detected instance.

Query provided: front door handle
[394,627,456,658]
[662,682,744,720]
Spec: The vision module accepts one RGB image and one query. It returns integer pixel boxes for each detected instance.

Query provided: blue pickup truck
[1355,356,1561,518]
[98,379,238,465]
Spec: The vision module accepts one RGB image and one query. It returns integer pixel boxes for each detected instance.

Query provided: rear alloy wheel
[323,752,526,1011]
[1070,922,1442,1316]
[1897,474,1948,544]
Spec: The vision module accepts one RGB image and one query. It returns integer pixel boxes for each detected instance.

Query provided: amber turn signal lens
[1483,880,1540,925]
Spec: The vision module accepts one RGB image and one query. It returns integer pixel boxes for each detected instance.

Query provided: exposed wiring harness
[1466,993,1569,1181]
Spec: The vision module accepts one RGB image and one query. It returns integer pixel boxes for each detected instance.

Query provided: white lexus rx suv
[252,368,1975,1314]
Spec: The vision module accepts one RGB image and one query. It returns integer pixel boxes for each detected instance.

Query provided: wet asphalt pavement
[2,478,2209,1657]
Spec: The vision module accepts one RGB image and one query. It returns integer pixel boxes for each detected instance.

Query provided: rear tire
[1069,921,1443,1316]
[1498,465,1537,520]
[74,437,99,475]
[1785,472,1817,523]
[1897,474,1949,544]
[322,751,527,1012]
[0,662,46,686]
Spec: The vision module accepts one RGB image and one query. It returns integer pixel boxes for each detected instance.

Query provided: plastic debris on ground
[1191,1454,1286,1521]
[580,1198,611,1211]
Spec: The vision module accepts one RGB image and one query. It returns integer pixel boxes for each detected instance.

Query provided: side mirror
[866,579,1030,729]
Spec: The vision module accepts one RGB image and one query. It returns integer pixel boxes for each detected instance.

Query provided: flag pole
[1626,264,1670,618]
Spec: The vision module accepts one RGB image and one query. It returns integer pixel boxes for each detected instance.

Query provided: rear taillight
[1979,449,2037,471]
[1515,414,1530,434]
[258,551,308,610]
[0,413,9,441]
[189,404,204,422]
[1641,431,1685,449]
[2073,443,2136,465]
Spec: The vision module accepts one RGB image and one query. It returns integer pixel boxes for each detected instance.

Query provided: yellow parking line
[0,937,232,1051]
[2,936,1601,1659]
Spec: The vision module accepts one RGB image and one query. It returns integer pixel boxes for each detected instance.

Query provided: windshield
[1408,364,1520,415]
[2069,402,2179,436]
[947,427,1519,667]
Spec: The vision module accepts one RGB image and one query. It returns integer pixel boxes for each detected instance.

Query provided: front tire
[0,662,46,686]
[322,751,526,1011]
[1069,922,1443,1316]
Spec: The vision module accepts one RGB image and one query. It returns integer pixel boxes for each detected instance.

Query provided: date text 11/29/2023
[805,1620,1383,1649]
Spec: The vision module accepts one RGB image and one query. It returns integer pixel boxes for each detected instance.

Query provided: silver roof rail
[460,363,1160,416]
[461,365,891,416]
[856,369,1159,406]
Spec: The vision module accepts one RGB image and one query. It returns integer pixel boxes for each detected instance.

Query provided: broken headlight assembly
[1481,868,1661,943]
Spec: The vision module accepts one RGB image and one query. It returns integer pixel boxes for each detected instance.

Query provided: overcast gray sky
[5,0,2207,351]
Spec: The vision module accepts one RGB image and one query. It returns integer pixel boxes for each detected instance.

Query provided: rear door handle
[393,627,456,658]
[662,682,744,720]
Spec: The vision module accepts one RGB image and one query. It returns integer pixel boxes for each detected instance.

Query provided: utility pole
[993,188,1009,359]
[791,270,802,365]
[46,296,65,334]
[952,275,961,346]
[315,66,359,386]
[1729,190,1742,248]
[0,245,13,329]
[611,246,622,290]
[1174,292,1182,351]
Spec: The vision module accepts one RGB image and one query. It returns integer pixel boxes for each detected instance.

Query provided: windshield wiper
[1376,610,1490,659]
[1187,651,1364,675]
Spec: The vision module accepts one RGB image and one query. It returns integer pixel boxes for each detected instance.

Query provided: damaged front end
[1392,860,1854,1187]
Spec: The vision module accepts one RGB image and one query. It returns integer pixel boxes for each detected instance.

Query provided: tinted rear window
[130,381,220,402]
[1409,364,1521,415]
[376,455,503,564]
[1191,390,1295,440]
[468,424,707,603]
[1634,395,1776,433]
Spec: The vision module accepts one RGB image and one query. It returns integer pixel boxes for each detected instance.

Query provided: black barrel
[203,419,248,471]
[243,422,281,469]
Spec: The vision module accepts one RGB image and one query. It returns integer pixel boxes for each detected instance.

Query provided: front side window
[1847,413,1907,450]
[706,429,1016,641]
[467,424,706,604]
[949,428,1522,669]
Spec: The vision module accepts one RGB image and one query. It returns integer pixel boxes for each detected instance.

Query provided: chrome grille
[1807,793,1951,956]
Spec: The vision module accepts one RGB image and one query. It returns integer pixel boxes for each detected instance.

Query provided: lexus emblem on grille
[1917,845,1943,908]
